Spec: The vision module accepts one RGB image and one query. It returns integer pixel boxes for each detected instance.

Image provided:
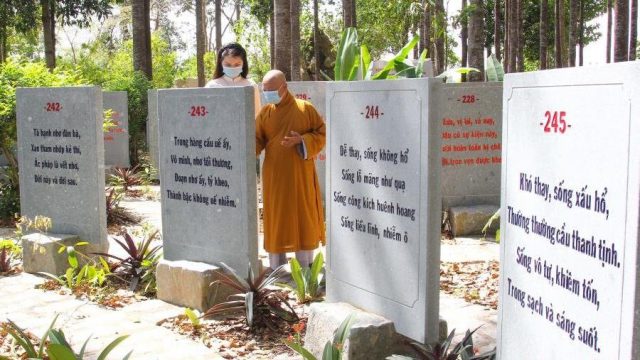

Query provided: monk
[256,70,325,269]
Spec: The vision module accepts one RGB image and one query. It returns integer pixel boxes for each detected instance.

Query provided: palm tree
[435,0,446,74]
[343,0,356,28]
[540,0,548,69]
[461,0,468,72]
[196,0,206,86]
[291,0,301,80]
[630,0,638,60]
[614,0,629,61]
[467,0,485,81]
[274,0,292,79]
[569,0,578,66]
[555,0,563,68]
[215,0,222,52]
[132,0,153,79]
[606,0,612,62]
[494,0,502,61]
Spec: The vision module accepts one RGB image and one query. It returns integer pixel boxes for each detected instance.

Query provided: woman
[206,43,254,87]
[206,42,261,114]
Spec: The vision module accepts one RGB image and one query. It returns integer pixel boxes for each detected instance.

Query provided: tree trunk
[554,0,563,68]
[0,23,7,63]
[343,0,356,28]
[215,0,222,52]
[41,0,56,70]
[516,0,524,72]
[132,0,152,79]
[614,0,629,61]
[314,0,320,80]
[461,0,468,69]
[196,0,206,87]
[435,0,446,74]
[274,0,292,79]
[508,0,517,72]
[420,1,433,58]
[236,1,241,22]
[494,0,502,61]
[579,0,584,65]
[270,0,275,68]
[606,0,612,62]
[540,0,548,69]
[468,0,485,81]
[290,0,301,80]
[504,0,510,71]
[630,0,638,60]
[568,0,578,66]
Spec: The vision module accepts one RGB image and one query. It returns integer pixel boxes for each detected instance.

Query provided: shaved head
[262,70,287,92]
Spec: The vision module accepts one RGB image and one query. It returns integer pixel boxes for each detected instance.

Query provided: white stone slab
[498,63,640,359]
[434,83,502,208]
[103,91,130,168]
[326,79,441,343]
[16,87,107,247]
[158,87,258,272]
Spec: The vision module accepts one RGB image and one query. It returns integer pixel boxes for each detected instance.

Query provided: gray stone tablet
[326,79,441,343]
[16,86,107,248]
[103,91,130,168]
[158,87,258,272]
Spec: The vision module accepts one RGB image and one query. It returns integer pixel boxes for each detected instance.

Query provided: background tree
[614,0,628,61]
[630,0,638,60]
[461,0,469,72]
[196,0,206,86]
[494,0,502,60]
[291,0,301,80]
[540,0,548,69]
[569,0,579,66]
[0,1,38,63]
[606,0,612,62]
[274,0,292,79]
[343,0,356,28]
[468,0,485,81]
[132,0,153,79]
[435,0,446,73]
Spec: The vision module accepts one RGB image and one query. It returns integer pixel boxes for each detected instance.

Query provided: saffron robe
[256,91,326,253]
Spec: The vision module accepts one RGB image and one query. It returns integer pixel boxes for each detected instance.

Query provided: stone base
[304,302,397,360]
[449,205,500,237]
[156,259,238,312]
[22,233,107,275]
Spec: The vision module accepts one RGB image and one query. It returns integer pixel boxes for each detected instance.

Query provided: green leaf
[66,247,78,269]
[58,246,66,254]
[485,54,504,82]
[416,49,429,78]
[65,268,75,288]
[308,252,324,298]
[333,314,356,360]
[74,242,89,247]
[5,320,37,358]
[79,336,92,359]
[334,27,360,81]
[289,258,306,303]
[322,340,338,360]
[47,343,78,360]
[496,229,501,243]
[245,292,254,327]
[372,35,420,80]
[97,335,129,360]
[38,314,59,357]
[184,308,200,327]
[283,339,317,360]
[75,264,87,284]
[360,45,371,81]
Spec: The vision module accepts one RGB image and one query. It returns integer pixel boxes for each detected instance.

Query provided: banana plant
[485,54,504,82]
[333,28,429,81]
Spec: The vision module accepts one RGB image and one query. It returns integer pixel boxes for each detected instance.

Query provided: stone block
[22,233,79,275]
[156,259,238,312]
[304,302,396,360]
[449,205,499,237]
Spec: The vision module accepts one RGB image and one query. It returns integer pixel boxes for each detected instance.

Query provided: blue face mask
[223,66,243,79]
[263,90,282,105]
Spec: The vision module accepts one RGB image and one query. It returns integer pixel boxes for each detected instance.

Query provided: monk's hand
[281,131,303,147]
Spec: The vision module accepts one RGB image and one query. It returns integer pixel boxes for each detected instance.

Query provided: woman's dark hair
[214,43,249,79]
